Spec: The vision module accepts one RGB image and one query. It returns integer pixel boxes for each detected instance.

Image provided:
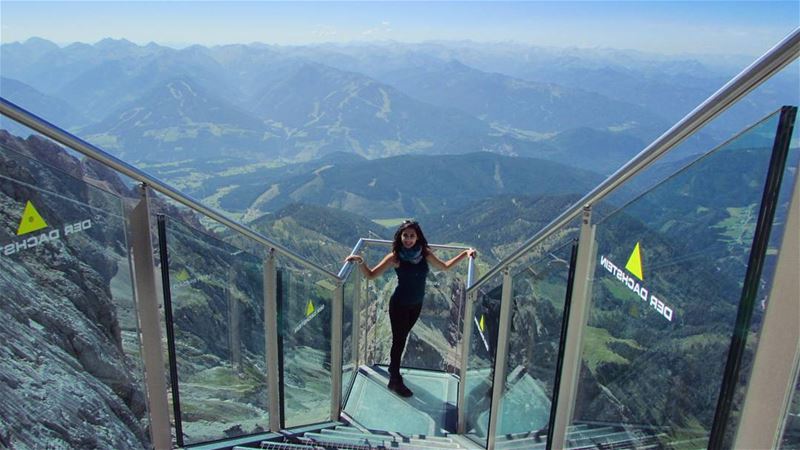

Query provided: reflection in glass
[0,142,148,448]
[572,110,792,448]
[279,260,334,428]
[163,218,268,445]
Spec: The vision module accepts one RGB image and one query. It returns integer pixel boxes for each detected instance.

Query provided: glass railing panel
[278,258,335,428]
[413,247,468,374]
[361,244,392,368]
[341,266,357,405]
[570,109,793,448]
[780,367,800,449]
[463,271,504,447]
[360,244,469,373]
[161,217,268,445]
[0,142,149,448]
[496,222,580,441]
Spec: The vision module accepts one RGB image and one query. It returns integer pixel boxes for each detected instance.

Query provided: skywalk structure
[1,29,799,450]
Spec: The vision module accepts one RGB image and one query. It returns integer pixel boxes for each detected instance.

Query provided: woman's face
[401,228,418,248]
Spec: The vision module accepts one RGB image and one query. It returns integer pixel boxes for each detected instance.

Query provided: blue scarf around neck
[398,245,423,264]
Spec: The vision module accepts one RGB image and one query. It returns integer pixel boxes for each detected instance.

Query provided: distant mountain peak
[95,37,138,49]
[22,36,58,48]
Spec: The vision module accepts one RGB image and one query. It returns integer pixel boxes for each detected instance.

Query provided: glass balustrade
[278,258,335,428]
[462,271,504,447]
[360,244,391,368]
[569,108,797,448]
[495,222,581,445]
[0,141,149,449]
[158,215,269,445]
[359,243,469,374]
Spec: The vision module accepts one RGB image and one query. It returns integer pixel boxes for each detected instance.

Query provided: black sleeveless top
[390,258,429,306]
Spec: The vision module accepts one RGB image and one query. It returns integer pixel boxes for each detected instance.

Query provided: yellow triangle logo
[175,269,190,282]
[479,315,486,332]
[16,201,48,236]
[305,300,315,317]
[625,242,644,281]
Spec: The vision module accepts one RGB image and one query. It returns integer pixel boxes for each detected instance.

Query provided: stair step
[234,443,322,450]
[333,426,456,443]
[300,433,462,450]
[301,433,391,448]
[321,429,459,447]
[494,437,546,449]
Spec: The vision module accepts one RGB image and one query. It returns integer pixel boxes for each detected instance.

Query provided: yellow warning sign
[16,201,48,236]
[175,269,190,282]
[305,300,315,317]
[479,314,486,332]
[625,242,644,281]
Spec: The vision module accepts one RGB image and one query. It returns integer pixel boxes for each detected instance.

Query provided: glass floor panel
[342,365,459,436]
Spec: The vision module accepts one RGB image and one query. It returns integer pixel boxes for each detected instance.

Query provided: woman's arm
[345,252,396,280]
[426,248,476,271]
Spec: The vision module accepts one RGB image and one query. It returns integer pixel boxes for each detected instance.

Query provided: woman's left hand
[465,248,477,258]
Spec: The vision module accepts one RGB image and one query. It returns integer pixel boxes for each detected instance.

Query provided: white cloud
[312,26,339,39]
[362,21,392,37]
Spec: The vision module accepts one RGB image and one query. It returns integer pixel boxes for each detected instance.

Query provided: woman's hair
[392,220,430,257]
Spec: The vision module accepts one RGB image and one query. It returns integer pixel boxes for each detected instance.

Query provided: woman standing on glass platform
[345,220,476,397]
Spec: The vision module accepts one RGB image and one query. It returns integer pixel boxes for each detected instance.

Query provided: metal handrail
[338,238,475,281]
[0,97,338,280]
[467,27,800,293]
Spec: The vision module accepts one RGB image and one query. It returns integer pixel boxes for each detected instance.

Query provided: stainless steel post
[734,172,800,448]
[551,206,596,450]
[264,250,281,432]
[486,268,513,450]
[331,282,344,420]
[129,185,172,450]
[457,290,476,434]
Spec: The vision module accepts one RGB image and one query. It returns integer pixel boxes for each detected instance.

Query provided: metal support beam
[264,250,281,432]
[129,185,172,450]
[486,268,514,450]
[352,270,362,368]
[331,282,344,420]
[551,206,597,450]
[457,290,476,434]
[734,172,800,449]
[228,268,242,372]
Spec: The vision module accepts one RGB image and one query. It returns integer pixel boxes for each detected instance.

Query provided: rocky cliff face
[0,131,150,449]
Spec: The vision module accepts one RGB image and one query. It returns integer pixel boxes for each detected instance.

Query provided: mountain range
[6,37,786,175]
[216,151,604,221]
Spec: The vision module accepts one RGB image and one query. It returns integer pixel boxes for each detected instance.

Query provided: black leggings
[388,301,423,379]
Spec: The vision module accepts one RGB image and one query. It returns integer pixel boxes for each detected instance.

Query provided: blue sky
[1,1,797,56]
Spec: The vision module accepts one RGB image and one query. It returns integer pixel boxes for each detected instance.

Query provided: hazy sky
[1,1,798,56]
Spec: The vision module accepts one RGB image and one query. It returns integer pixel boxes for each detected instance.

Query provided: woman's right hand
[345,255,364,265]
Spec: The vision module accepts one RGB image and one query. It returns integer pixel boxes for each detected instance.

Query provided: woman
[345,220,476,397]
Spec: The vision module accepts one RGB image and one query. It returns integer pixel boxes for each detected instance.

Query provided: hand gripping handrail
[338,238,475,283]
[467,27,800,293]
[0,97,338,280]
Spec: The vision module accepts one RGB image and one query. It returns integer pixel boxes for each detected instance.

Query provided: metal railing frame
[338,238,476,380]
